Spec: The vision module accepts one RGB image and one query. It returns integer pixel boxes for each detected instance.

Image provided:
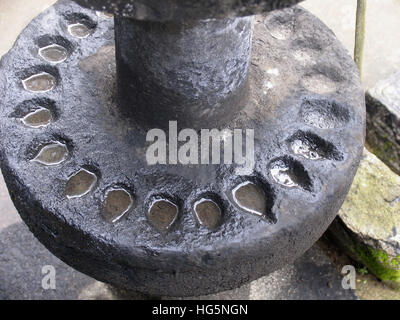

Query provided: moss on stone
[339,149,400,249]
[330,149,400,293]
[367,135,399,175]
[355,244,400,289]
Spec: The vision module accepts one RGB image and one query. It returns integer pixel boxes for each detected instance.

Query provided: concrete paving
[1,0,399,300]
[302,0,400,89]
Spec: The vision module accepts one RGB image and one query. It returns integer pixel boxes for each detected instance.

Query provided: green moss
[355,244,400,289]
[367,134,399,175]
[357,266,368,276]
[371,139,396,162]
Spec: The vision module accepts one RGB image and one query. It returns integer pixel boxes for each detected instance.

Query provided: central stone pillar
[114,16,253,130]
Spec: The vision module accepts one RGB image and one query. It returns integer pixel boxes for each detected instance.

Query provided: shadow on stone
[0,222,144,300]
[0,223,357,299]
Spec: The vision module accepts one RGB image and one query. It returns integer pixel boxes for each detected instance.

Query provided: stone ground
[301,0,400,89]
[0,219,356,300]
[1,0,400,300]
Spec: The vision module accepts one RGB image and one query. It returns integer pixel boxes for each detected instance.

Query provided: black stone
[73,0,304,21]
[0,222,357,300]
[115,16,252,130]
[0,0,365,296]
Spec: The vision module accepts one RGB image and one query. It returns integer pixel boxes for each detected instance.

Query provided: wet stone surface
[39,44,68,63]
[21,107,53,128]
[147,199,178,234]
[32,142,68,166]
[291,138,322,160]
[22,72,56,92]
[270,157,312,191]
[270,160,299,188]
[288,131,343,161]
[0,1,365,297]
[73,0,304,21]
[65,169,97,199]
[232,182,267,217]
[193,199,221,230]
[68,23,92,38]
[102,188,133,223]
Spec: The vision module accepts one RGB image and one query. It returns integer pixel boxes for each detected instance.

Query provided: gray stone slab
[327,149,400,289]
[366,72,400,175]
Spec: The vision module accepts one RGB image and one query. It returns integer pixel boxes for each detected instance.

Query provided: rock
[0,221,357,300]
[170,243,357,300]
[366,72,400,175]
[73,0,304,21]
[328,148,400,289]
[0,1,365,297]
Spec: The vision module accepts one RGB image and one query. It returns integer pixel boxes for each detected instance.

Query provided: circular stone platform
[0,0,365,296]
[73,0,304,21]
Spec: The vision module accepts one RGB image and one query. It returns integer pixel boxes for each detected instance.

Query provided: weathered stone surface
[328,148,400,288]
[0,221,357,300]
[366,72,400,175]
[114,15,253,130]
[0,1,365,297]
[73,0,303,21]
[301,0,400,90]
